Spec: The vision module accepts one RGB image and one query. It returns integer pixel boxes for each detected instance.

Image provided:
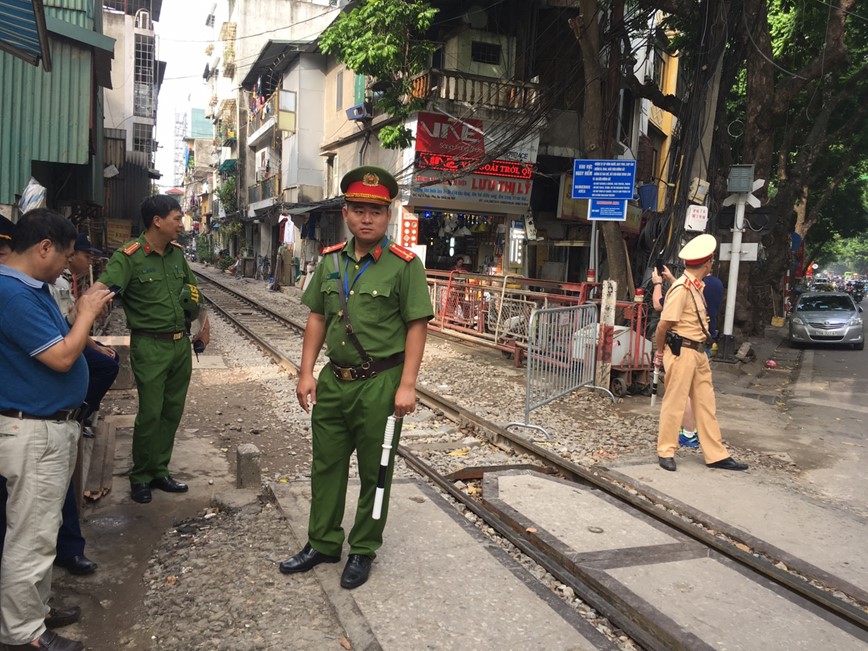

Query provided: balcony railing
[248,92,278,137]
[411,69,540,111]
[248,174,280,205]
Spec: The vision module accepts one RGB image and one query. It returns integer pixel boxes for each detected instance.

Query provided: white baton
[372,415,398,520]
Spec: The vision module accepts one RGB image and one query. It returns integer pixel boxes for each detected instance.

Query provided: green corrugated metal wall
[45,0,95,27]
[0,0,104,206]
[0,37,93,204]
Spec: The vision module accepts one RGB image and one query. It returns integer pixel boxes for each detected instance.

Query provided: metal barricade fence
[506,303,610,439]
[427,273,597,364]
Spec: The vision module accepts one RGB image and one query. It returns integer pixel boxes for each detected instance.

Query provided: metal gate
[506,303,611,439]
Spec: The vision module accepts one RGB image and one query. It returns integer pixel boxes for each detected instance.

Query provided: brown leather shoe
[6,630,84,650]
[45,605,82,628]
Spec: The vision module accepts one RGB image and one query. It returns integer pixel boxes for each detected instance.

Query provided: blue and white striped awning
[0,0,51,70]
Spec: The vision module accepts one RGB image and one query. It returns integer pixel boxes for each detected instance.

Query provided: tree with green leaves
[319,0,439,149]
[634,0,866,336]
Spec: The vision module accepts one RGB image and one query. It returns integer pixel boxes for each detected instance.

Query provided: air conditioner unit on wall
[255,170,268,183]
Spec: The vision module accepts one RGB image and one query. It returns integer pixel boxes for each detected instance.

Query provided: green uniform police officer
[279,166,433,589]
[88,195,210,504]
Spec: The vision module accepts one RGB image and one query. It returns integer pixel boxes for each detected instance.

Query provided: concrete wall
[103,10,131,140]
[280,53,327,196]
[234,0,337,84]
[103,8,158,153]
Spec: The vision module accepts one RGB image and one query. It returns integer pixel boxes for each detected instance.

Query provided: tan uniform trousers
[657,347,730,463]
[0,416,79,646]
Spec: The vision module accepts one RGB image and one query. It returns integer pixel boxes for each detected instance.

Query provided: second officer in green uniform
[89,195,209,504]
[279,166,433,589]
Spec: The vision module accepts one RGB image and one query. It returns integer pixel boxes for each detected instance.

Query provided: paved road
[788,343,868,511]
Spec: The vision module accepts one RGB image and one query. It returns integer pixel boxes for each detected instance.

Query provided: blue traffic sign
[589,199,627,221]
[572,159,637,200]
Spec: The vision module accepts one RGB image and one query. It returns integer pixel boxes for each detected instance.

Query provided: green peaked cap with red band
[340,166,399,206]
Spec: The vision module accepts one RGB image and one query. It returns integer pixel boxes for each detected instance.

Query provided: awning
[281,205,317,216]
[240,40,316,93]
[0,0,52,70]
[218,158,237,174]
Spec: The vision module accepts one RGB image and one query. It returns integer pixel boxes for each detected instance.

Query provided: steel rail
[416,387,868,632]
[195,277,301,376]
[396,445,693,651]
[193,272,308,334]
[198,270,867,636]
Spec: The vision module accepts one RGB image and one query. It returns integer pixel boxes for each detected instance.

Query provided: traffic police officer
[653,234,748,472]
[88,195,209,503]
[279,166,434,589]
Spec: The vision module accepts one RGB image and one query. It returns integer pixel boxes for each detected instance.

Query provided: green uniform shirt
[303,237,433,366]
[99,235,196,332]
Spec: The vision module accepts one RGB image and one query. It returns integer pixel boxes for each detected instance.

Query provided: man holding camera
[653,234,747,472]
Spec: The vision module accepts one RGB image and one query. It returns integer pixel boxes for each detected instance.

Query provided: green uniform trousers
[129,335,192,484]
[308,363,404,559]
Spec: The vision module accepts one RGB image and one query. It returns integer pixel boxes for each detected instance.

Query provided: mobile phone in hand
[655,258,664,274]
[108,285,122,295]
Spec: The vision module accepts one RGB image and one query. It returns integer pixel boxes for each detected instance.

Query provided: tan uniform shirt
[660,270,708,342]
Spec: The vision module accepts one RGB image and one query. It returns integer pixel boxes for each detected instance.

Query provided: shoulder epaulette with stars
[170,241,184,249]
[321,241,347,254]
[122,241,141,256]
[388,242,416,262]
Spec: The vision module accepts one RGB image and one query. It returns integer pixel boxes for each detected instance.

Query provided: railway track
[195,268,868,650]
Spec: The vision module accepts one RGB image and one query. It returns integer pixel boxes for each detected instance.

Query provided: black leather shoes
[130,483,152,503]
[45,605,82,628]
[6,630,84,650]
[340,554,373,590]
[707,457,749,471]
[53,555,97,576]
[150,475,188,492]
[658,456,677,471]
[279,543,340,574]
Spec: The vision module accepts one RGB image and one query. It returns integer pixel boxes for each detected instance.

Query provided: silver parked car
[789,291,864,350]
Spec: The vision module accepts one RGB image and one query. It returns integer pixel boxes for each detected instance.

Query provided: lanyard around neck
[344,256,372,296]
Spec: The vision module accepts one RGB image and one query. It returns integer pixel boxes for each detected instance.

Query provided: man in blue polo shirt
[0,209,114,651]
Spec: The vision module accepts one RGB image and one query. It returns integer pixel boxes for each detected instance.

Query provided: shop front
[523,172,644,284]
[402,111,539,275]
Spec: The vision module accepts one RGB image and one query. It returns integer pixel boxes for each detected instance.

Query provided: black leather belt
[331,353,405,382]
[131,329,186,341]
[0,407,85,422]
